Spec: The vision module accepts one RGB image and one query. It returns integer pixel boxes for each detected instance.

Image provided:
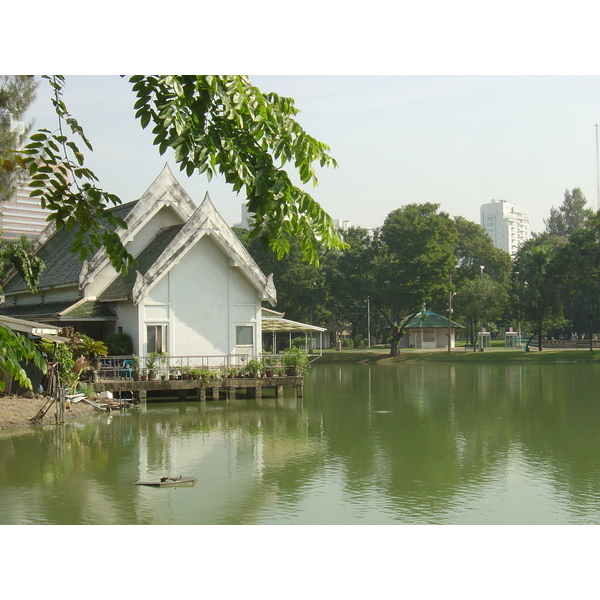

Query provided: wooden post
[56,386,65,424]
[247,385,262,399]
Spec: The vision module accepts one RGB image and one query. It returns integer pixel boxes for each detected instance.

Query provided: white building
[480,199,530,256]
[0,165,276,359]
[333,219,351,232]
[0,117,53,241]
[0,180,53,241]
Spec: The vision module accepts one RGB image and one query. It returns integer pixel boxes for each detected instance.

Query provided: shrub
[105,332,133,356]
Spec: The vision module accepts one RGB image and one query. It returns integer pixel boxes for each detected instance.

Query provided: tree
[1,75,345,274]
[0,75,38,199]
[514,234,565,350]
[553,212,600,337]
[544,188,592,238]
[234,227,330,326]
[453,216,512,288]
[454,275,508,345]
[374,203,457,357]
[0,75,344,389]
[322,226,378,347]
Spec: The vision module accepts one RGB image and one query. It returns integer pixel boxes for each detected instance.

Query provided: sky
[23,74,600,236]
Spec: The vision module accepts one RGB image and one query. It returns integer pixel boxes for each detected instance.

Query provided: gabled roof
[1,165,276,311]
[79,164,197,289]
[129,192,276,306]
[98,224,184,301]
[401,310,464,329]
[2,202,136,294]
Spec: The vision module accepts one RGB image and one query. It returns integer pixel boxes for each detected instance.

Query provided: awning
[41,334,70,344]
[0,315,68,342]
[262,316,326,333]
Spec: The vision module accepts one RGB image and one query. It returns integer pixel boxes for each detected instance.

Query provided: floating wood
[132,476,198,488]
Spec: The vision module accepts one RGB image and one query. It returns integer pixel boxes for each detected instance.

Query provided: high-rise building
[333,218,351,232]
[0,115,53,241]
[0,180,52,241]
[480,199,530,257]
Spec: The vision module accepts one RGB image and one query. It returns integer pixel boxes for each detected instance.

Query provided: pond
[1,362,600,525]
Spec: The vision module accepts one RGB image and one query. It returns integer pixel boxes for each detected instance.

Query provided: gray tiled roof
[98,224,184,301]
[2,201,137,293]
[0,299,116,321]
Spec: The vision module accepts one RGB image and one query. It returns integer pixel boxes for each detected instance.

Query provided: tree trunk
[538,321,544,351]
[389,328,402,357]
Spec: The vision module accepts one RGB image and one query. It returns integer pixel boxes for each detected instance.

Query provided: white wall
[140,235,260,358]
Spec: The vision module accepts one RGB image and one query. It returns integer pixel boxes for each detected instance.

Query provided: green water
[2,362,600,524]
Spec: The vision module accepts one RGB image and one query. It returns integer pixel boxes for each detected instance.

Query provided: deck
[92,375,304,402]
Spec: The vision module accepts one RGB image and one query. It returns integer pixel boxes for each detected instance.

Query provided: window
[147,325,167,353]
[423,329,436,343]
[236,325,253,346]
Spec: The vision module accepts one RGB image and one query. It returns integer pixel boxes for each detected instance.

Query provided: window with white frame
[147,325,167,354]
[236,325,253,346]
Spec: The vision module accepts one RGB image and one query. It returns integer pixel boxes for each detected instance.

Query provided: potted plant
[78,335,108,370]
[158,352,168,379]
[189,368,201,380]
[224,366,238,379]
[198,368,213,383]
[131,355,140,381]
[283,347,309,376]
[181,365,192,380]
[146,352,160,380]
[263,356,278,377]
[245,358,263,378]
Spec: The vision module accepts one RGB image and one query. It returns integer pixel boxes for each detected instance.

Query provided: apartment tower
[480,199,530,257]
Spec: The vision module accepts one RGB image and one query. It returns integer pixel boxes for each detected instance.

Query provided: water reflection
[1,363,600,524]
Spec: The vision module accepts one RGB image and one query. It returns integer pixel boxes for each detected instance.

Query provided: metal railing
[96,354,287,380]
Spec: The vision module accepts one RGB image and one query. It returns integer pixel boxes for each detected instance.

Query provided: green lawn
[315,348,600,364]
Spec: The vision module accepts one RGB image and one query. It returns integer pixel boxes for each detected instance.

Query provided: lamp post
[367,296,371,350]
[479,265,485,351]
[515,271,521,348]
[589,312,594,352]
[447,288,456,354]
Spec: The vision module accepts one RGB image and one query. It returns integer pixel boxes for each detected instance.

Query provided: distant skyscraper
[333,219,351,232]
[233,203,253,229]
[480,199,530,257]
[0,115,53,241]
[0,174,52,241]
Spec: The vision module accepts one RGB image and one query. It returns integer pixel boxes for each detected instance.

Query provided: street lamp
[447,289,456,354]
[479,265,485,351]
[515,271,521,348]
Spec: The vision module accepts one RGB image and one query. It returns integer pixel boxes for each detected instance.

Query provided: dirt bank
[0,394,97,431]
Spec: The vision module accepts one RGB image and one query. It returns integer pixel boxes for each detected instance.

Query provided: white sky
[24,74,600,235]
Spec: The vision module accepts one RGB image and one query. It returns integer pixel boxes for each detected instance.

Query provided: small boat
[132,476,198,487]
